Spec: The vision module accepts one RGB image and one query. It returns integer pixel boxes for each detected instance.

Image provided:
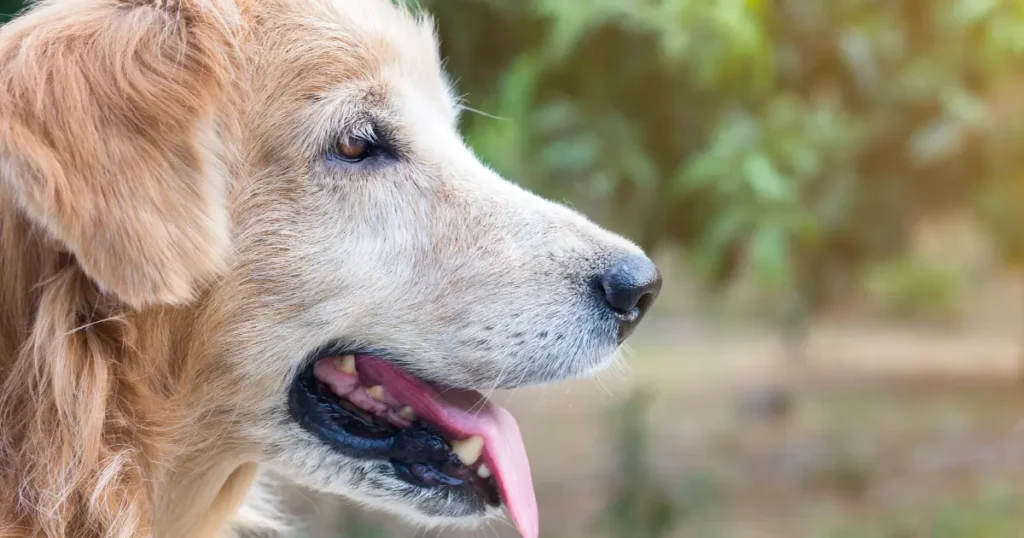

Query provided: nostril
[633,289,657,318]
[598,254,662,321]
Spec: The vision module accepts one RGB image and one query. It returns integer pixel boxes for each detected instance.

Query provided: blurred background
[5,0,1024,536]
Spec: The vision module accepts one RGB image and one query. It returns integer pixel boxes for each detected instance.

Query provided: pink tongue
[354,356,538,538]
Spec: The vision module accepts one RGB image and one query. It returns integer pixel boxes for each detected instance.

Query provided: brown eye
[327,133,391,164]
[338,137,369,161]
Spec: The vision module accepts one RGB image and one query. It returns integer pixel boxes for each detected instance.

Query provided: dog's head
[0,0,660,536]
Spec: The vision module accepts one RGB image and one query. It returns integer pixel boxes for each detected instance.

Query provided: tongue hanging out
[312,354,539,538]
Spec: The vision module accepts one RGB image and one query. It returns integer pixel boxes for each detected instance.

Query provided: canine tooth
[451,435,484,466]
[334,355,357,375]
[398,406,416,420]
[386,409,413,429]
[477,464,492,479]
[366,385,386,401]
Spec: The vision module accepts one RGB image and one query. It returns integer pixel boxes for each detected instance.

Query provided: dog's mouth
[289,350,537,538]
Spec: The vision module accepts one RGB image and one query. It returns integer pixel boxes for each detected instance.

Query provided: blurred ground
[280,272,1024,538]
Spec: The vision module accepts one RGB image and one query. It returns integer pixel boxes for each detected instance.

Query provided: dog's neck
[156,461,263,538]
[0,200,256,537]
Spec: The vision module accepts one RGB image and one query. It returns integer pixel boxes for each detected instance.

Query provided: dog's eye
[331,136,375,163]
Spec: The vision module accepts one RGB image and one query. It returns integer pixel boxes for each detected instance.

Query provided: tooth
[386,409,413,429]
[366,385,386,402]
[477,464,492,479]
[398,406,416,420]
[451,435,484,466]
[334,355,357,375]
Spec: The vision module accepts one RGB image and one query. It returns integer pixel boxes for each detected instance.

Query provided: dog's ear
[0,0,241,308]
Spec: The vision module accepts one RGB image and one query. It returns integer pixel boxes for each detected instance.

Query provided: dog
[0,0,661,536]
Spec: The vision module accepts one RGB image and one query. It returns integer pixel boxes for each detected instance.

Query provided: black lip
[288,347,500,508]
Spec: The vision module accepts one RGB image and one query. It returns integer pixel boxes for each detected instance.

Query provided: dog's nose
[598,254,662,341]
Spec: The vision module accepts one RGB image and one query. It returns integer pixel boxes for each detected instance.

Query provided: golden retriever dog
[0,0,662,536]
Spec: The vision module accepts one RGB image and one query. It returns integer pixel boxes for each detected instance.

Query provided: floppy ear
[0,0,241,308]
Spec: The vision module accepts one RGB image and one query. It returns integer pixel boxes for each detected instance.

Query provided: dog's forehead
[247,0,453,111]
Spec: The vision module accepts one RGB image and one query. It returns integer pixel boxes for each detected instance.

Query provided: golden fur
[0,0,649,536]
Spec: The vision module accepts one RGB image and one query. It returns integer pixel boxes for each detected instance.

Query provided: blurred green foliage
[863,256,966,322]
[978,176,1024,269]
[418,0,1024,309]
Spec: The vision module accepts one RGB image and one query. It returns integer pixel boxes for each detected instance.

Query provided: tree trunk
[780,289,810,368]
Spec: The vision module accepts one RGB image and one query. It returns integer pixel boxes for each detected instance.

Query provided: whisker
[456,104,509,121]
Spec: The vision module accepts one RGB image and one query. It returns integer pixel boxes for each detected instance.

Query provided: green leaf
[538,133,602,174]
[743,153,793,203]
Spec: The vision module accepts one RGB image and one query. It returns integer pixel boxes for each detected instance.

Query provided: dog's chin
[343,460,506,526]
[327,457,505,526]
